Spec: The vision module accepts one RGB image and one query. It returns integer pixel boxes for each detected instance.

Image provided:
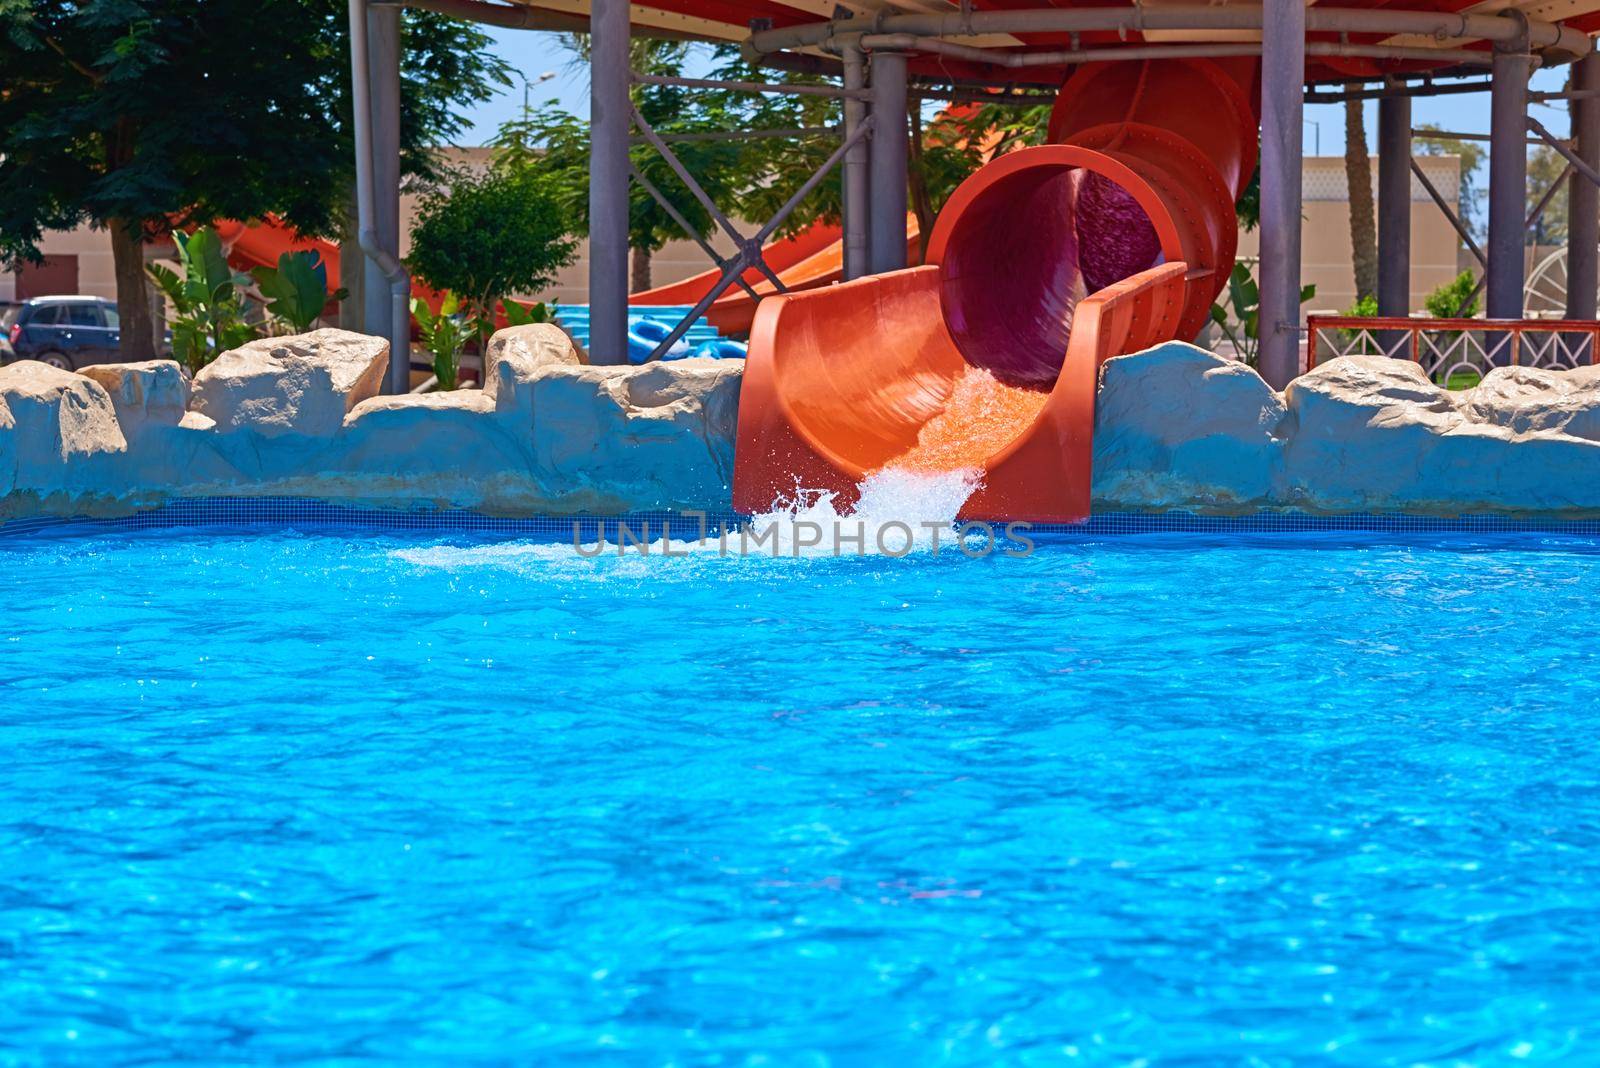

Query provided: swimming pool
[6,516,1600,1063]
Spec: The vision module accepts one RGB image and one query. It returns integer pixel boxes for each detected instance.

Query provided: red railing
[1306,316,1600,381]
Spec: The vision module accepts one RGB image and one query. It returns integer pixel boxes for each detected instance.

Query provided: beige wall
[1236,154,1465,316]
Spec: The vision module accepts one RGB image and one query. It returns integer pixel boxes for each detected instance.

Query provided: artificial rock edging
[0,325,738,520]
[5,330,1600,522]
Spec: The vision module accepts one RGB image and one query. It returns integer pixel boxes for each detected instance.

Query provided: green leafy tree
[705,49,849,242]
[496,38,747,291]
[496,42,999,281]
[406,166,576,341]
[0,1,508,360]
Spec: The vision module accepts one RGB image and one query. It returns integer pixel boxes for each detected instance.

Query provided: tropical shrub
[251,249,346,334]
[1209,262,1316,368]
[501,299,554,327]
[1345,293,1379,319]
[411,293,470,390]
[146,227,256,373]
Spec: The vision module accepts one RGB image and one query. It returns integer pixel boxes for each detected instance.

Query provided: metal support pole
[1257,0,1305,389]
[350,0,410,395]
[1487,46,1532,321]
[868,50,909,274]
[1568,50,1600,320]
[842,45,870,281]
[588,0,630,364]
[1378,93,1412,317]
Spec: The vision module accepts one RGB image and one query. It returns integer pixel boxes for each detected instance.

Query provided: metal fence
[1305,315,1600,386]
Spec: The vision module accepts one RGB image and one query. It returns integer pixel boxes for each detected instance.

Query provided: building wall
[1236,154,1465,316]
[0,222,119,303]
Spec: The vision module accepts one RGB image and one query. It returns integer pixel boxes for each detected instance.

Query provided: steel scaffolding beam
[1378,93,1412,317]
[1258,0,1306,388]
[588,0,631,364]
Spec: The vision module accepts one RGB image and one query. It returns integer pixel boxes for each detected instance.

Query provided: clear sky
[458,27,1581,227]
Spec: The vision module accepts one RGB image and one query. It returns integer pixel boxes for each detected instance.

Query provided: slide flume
[733,58,1258,523]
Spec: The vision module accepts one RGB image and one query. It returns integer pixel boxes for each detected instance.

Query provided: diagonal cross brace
[1529,116,1600,190]
[629,108,874,362]
[630,103,790,296]
[1411,157,1485,268]
[628,160,762,301]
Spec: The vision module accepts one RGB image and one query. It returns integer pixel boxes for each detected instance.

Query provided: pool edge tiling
[10,497,1600,541]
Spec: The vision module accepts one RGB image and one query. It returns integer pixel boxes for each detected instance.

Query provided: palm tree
[1345,99,1378,304]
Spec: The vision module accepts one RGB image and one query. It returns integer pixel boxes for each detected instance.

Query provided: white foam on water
[390,540,597,572]
[389,466,983,570]
[739,466,982,558]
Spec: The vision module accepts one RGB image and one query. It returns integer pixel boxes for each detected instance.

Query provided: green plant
[1209,262,1316,368]
[1332,293,1382,352]
[406,168,576,346]
[146,227,257,373]
[411,293,470,390]
[251,249,347,334]
[1425,270,1481,319]
[501,300,554,327]
[1346,293,1379,319]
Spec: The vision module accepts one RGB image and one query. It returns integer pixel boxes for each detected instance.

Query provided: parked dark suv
[0,296,123,370]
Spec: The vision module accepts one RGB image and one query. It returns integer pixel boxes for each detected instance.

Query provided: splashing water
[390,467,982,568]
[397,371,1044,567]
[744,466,983,557]
[891,366,1051,474]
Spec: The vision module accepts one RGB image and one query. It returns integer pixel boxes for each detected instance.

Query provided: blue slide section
[554,305,747,364]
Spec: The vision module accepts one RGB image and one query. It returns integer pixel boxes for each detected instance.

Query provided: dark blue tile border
[6,497,1600,541]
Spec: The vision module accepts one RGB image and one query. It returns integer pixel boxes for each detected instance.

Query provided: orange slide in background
[732,58,1258,524]
[215,212,885,338]
[213,219,345,280]
[631,218,923,337]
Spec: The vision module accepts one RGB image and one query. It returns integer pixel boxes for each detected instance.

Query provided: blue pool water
[6,521,1600,1063]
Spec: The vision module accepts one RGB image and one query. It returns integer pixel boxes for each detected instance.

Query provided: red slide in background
[732,58,1258,524]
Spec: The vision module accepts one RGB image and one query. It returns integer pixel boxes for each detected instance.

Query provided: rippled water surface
[6,523,1600,1065]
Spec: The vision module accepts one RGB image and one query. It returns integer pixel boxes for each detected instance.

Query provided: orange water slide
[629,221,847,305]
[213,219,343,278]
[215,217,452,314]
[732,58,1257,523]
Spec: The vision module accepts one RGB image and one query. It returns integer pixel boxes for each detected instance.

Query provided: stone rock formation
[9,330,1600,522]
[189,329,389,437]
